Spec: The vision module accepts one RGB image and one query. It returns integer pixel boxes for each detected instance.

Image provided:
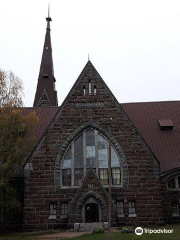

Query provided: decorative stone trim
[161,168,180,182]
[74,102,104,107]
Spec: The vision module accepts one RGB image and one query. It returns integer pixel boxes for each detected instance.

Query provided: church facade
[13,14,180,231]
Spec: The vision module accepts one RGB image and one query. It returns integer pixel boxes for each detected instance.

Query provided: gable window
[116,201,124,217]
[129,201,136,217]
[61,203,68,218]
[88,80,91,95]
[83,86,86,95]
[49,202,57,219]
[172,202,179,216]
[167,176,180,190]
[94,86,97,95]
[61,129,122,187]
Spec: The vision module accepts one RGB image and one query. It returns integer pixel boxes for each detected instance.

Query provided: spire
[46,4,51,30]
[33,8,58,107]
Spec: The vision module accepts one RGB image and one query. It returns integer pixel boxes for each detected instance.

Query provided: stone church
[10,13,180,231]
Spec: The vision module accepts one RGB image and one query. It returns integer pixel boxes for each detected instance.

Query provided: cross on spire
[46,4,52,30]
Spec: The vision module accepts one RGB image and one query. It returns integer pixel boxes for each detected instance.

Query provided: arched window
[61,129,121,187]
[167,176,180,189]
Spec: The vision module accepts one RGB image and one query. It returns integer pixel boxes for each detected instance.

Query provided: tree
[0,69,39,230]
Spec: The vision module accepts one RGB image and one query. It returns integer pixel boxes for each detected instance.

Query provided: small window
[116,201,124,215]
[88,183,94,189]
[172,202,179,216]
[43,74,49,78]
[88,80,91,95]
[168,178,176,188]
[83,86,86,96]
[45,46,49,50]
[99,168,108,185]
[112,168,121,185]
[129,201,136,214]
[49,202,57,216]
[61,203,68,218]
[94,86,96,95]
[41,94,47,101]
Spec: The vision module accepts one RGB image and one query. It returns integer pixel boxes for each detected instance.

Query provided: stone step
[74,222,108,231]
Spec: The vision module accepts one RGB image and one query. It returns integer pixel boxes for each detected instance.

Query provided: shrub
[121,226,134,233]
[92,228,105,234]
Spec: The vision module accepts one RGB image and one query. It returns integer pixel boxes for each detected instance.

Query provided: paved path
[34,231,91,239]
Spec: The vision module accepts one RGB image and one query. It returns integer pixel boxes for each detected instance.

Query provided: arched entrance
[81,197,102,223]
[85,203,99,223]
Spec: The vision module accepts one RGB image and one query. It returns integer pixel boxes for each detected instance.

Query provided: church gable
[24,60,164,231]
[62,60,117,111]
[37,89,51,107]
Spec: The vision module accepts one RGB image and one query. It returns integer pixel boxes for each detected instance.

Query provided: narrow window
[112,168,121,185]
[98,134,108,168]
[61,203,68,218]
[168,178,176,188]
[178,177,180,188]
[74,134,83,186]
[43,74,49,78]
[172,202,179,216]
[62,147,72,186]
[129,201,136,214]
[62,169,71,186]
[83,86,86,96]
[94,86,96,95]
[42,94,47,101]
[89,80,91,95]
[49,202,57,216]
[74,169,84,186]
[86,130,95,168]
[99,168,108,185]
[116,201,124,216]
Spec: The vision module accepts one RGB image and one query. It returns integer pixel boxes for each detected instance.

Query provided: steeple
[33,7,58,107]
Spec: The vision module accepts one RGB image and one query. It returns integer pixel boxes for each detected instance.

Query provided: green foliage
[92,228,105,234]
[0,69,39,229]
[120,226,134,233]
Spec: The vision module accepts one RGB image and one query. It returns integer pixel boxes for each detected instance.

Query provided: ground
[0,225,180,240]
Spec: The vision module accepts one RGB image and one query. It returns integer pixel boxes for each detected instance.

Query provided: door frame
[81,198,102,223]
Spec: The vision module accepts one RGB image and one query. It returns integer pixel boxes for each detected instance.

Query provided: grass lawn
[0,225,179,240]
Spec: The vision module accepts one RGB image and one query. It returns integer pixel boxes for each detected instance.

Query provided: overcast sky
[0,0,180,107]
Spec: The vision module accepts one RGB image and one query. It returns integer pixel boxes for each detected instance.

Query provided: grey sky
[0,0,180,107]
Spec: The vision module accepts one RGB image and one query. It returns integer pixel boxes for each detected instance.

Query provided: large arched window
[61,129,121,187]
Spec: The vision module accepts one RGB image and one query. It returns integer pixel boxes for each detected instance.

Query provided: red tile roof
[22,107,59,141]
[122,101,180,173]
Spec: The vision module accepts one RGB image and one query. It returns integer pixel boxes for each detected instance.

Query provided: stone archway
[74,191,108,223]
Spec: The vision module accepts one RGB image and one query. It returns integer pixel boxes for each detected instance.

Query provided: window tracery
[61,129,122,187]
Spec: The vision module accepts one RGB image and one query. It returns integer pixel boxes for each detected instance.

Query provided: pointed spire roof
[33,7,58,107]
